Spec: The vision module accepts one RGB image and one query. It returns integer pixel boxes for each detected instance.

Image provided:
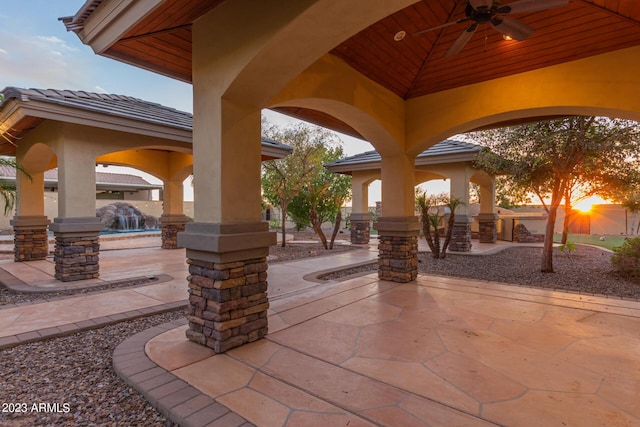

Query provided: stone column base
[374,216,420,283]
[478,213,498,244]
[10,216,50,261]
[159,214,190,249]
[449,215,472,252]
[178,221,276,353]
[49,217,104,282]
[349,213,371,244]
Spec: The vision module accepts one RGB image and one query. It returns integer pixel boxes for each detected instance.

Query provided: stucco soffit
[75,0,164,54]
[15,102,192,143]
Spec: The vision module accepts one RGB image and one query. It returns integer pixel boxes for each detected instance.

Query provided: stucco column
[374,154,420,282]
[49,137,103,282]
[349,171,372,244]
[178,29,274,352]
[478,179,498,244]
[11,169,50,261]
[448,165,472,252]
[159,177,189,249]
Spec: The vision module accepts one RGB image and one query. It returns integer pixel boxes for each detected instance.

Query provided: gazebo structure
[326,139,496,251]
[0,87,292,281]
[60,0,640,353]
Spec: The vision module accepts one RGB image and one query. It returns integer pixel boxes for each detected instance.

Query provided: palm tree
[0,157,28,215]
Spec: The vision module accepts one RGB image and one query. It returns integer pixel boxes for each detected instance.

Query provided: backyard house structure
[0,165,163,202]
[326,139,496,248]
[0,87,292,279]
[62,0,640,353]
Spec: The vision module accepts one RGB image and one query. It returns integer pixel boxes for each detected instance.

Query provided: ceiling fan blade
[445,23,478,57]
[497,0,568,15]
[491,16,534,40]
[469,0,493,10]
[413,18,469,36]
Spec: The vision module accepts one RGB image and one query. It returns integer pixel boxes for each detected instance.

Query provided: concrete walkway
[2,235,639,426]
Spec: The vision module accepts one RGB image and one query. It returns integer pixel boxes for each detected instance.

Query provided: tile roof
[1,87,192,130]
[325,139,483,170]
[0,87,293,154]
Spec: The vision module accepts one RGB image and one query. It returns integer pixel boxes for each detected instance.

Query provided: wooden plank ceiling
[87,0,640,135]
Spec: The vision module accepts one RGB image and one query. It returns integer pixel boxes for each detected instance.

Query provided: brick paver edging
[113,320,254,427]
[0,300,187,350]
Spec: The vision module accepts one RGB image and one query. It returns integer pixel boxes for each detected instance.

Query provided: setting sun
[575,196,610,213]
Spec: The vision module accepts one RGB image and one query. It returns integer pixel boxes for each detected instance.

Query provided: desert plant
[416,192,464,259]
[611,237,640,278]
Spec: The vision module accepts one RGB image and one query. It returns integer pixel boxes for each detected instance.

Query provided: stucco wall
[0,193,194,230]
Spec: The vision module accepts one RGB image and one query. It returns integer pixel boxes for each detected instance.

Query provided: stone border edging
[0,269,173,294]
[0,300,187,350]
[112,320,254,427]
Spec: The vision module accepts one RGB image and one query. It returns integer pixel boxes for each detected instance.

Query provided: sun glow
[574,196,610,213]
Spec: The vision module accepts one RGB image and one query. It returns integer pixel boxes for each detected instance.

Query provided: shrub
[611,237,640,278]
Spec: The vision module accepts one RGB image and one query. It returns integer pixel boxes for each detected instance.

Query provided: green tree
[288,143,351,249]
[416,191,464,259]
[262,120,350,247]
[473,116,640,273]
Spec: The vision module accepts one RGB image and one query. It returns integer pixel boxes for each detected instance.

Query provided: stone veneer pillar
[159,214,190,249]
[177,221,276,353]
[374,216,421,283]
[477,213,498,244]
[49,217,104,282]
[349,213,371,244]
[10,216,50,261]
[449,215,472,252]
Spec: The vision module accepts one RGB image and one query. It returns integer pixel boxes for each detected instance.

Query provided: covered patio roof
[325,139,482,174]
[60,0,640,137]
[0,87,293,160]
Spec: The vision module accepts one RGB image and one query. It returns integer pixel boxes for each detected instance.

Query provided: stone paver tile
[451,295,546,322]
[184,403,229,427]
[438,328,603,392]
[146,326,215,371]
[249,372,343,413]
[158,386,201,411]
[363,406,430,427]
[355,320,446,362]
[171,394,216,422]
[321,296,402,327]
[263,348,405,412]
[268,318,359,364]
[557,335,640,378]
[218,388,289,427]
[489,318,577,354]
[287,411,375,427]
[342,356,479,415]
[138,372,177,391]
[425,352,527,403]
[206,411,247,427]
[227,339,282,369]
[173,355,253,398]
[598,375,640,419]
[482,390,640,427]
[400,395,495,427]
[0,335,20,347]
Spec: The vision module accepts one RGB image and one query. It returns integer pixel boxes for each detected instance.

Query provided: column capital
[178,221,276,263]
[49,217,104,236]
[374,216,421,237]
[11,215,50,228]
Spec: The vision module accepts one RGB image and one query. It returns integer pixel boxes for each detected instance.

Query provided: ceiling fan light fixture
[502,34,513,41]
[394,30,406,41]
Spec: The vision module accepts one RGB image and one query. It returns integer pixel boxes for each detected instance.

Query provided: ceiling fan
[414,0,569,57]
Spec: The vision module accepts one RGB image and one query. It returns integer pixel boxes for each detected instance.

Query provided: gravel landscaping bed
[324,245,640,300]
[0,309,185,427]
